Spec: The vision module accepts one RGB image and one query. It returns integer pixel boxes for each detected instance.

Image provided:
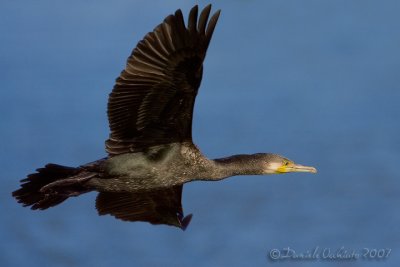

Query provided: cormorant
[12,4,317,230]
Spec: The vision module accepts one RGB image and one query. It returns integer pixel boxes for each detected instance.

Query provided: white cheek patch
[265,162,282,173]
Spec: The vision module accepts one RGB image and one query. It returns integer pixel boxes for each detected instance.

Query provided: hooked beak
[277,163,317,174]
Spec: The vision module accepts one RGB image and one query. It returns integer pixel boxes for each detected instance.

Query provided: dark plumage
[12,5,316,230]
[106,5,218,155]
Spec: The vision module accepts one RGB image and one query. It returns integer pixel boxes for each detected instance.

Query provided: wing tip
[179,213,193,231]
[206,8,221,39]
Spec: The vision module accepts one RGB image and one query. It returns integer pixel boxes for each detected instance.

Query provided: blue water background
[1,1,399,266]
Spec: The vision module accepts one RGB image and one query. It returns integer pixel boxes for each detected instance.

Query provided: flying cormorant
[13,5,317,230]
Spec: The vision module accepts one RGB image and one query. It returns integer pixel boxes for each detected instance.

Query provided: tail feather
[12,164,93,210]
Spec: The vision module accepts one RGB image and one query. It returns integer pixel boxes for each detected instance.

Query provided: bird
[12,4,317,230]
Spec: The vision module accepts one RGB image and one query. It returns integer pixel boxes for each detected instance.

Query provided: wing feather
[96,185,192,229]
[106,5,220,155]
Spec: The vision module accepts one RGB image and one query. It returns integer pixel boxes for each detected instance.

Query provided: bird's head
[255,153,317,174]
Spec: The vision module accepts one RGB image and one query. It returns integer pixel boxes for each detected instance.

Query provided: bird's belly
[86,174,176,192]
[85,151,187,192]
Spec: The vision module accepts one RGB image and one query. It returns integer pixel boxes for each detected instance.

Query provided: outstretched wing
[106,5,220,155]
[96,185,192,230]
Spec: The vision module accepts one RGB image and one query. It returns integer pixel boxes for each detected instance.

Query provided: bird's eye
[284,161,290,166]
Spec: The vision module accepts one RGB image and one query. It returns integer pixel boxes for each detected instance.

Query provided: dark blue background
[1,1,399,266]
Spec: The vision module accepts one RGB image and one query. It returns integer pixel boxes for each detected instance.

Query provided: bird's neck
[210,154,265,180]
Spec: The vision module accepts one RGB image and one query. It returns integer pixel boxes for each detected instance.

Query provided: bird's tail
[12,163,95,210]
